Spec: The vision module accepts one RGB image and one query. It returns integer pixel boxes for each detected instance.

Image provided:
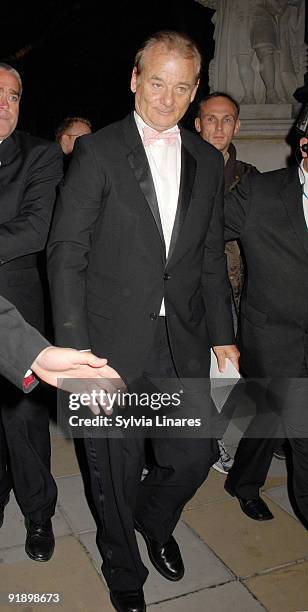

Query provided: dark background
[1,0,215,140]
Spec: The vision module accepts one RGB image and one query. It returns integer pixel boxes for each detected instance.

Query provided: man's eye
[152,82,162,89]
[177,87,188,94]
[8,94,19,103]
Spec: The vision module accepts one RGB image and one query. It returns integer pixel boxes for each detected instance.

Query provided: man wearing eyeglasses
[0,63,62,562]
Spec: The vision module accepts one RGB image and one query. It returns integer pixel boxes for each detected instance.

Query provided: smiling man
[48,31,238,612]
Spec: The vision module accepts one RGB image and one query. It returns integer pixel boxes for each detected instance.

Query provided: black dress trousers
[0,380,57,521]
[84,317,219,591]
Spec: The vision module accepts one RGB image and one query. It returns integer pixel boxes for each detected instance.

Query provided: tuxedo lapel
[167,143,196,264]
[123,114,165,248]
[279,167,308,257]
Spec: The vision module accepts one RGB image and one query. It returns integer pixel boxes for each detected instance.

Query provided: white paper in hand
[210,348,241,412]
[210,348,240,380]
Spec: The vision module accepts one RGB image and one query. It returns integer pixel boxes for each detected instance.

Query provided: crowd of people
[0,28,307,612]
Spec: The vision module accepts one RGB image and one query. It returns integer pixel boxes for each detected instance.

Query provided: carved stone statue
[195,0,306,105]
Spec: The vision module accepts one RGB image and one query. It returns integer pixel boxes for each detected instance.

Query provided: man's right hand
[32,347,126,415]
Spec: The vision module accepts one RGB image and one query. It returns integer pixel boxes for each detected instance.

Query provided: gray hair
[0,62,23,96]
[134,30,202,84]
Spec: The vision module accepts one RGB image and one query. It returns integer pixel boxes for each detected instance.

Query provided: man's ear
[195,117,201,133]
[59,134,70,154]
[234,118,241,137]
[130,67,138,93]
[300,137,308,159]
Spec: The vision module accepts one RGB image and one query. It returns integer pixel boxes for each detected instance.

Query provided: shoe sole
[212,464,229,475]
[135,524,184,582]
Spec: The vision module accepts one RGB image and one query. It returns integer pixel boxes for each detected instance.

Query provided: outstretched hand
[31,347,126,414]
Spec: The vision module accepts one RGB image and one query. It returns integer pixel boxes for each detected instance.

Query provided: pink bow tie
[143,126,180,147]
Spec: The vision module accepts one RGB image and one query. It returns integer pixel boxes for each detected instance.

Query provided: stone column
[195,0,307,170]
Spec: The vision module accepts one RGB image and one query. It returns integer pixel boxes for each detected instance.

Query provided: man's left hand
[213,344,240,373]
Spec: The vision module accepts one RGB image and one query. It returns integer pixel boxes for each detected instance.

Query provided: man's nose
[0,92,9,107]
[215,120,224,131]
[161,89,174,107]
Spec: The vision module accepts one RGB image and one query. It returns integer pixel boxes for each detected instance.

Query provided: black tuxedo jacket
[48,112,234,380]
[0,131,62,331]
[0,294,49,390]
[225,166,308,377]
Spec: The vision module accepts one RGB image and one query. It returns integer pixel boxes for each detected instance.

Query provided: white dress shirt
[299,160,308,228]
[134,111,181,315]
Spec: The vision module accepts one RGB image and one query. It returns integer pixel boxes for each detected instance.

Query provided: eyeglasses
[0,89,21,104]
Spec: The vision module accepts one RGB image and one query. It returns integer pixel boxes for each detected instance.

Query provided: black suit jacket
[0,131,62,331]
[48,112,234,380]
[225,166,308,377]
[0,294,49,390]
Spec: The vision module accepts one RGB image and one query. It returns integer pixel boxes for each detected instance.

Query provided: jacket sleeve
[224,173,252,242]
[0,295,49,391]
[0,143,63,263]
[202,158,235,347]
[47,138,105,349]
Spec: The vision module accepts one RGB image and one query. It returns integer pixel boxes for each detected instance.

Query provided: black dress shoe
[110,588,146,612]
[225,485,273,521]
[25,519,55,561]
[134,521,184,581]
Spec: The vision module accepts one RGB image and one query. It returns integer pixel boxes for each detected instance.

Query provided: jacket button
[149,312,158,320]
[163,273,171,281]
[0,259,5,265]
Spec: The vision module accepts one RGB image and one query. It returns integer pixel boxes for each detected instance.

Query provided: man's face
[59,121,92,154]
[0,69,21,140]
[195,96,240,156]
[130,43,199,131]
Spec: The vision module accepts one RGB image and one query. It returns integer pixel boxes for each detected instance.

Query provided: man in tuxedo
[48,31,238,612]
[0,63,62,561]
[223,138,308,527]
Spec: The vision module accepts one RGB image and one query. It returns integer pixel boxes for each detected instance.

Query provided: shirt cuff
[23,372,36,392]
